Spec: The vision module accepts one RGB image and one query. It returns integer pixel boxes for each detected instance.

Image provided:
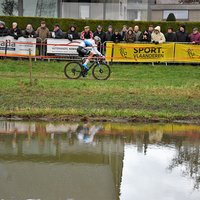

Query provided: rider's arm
[92,46,103,57]
[91,40,103,57]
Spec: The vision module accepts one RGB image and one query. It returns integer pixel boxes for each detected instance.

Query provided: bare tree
[1,0,18,16]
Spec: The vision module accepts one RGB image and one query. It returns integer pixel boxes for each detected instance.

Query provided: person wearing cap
[0,21,9,37]
[36,21,49,40]
[10,22,22,40]
[51,24,63,39]
[190,28,200,44]
[93,25,106,53]
[165,27,177,42]
[148,25,154,35]
[36,21,50,56]
[111,28,122,43]
[81,26,93,40]
[24,24,36,38]
[105,25,113,41]
[175,24,189,42]
[133,25,141,41]
[120,25,128,41]
[65,24,80,41]
[151,26,166,44]
[124,27,136,43]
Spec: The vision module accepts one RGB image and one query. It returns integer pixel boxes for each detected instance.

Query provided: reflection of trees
[167,133,200,190]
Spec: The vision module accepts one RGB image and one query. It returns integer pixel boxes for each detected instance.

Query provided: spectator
[65,24,80,41]
[175,24,189,42]
[10,22,22,40]
[139,29,151,42]
[190,28,200,44]
[51,24,63,39]
[24,24,36,38]
[120,25,127,41]
[165,27,177,42]
[36,21,49,40]
[36,21,50,56]
[81,26,93,40]
[148,25,154,35]
[0,21,9,36]
[111,28,122,43]
[124,27,136,43]
[93,25,106,53]
[133,25,141,41]
[105,25,113,41]
[151,26,166,44]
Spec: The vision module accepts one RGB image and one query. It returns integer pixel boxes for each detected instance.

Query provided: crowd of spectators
[1,19,200,45]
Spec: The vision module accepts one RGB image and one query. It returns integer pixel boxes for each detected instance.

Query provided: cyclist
[77,36,104,72]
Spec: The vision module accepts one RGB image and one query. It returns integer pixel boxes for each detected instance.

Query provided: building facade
[150,0,200,21]
[0,0,200,21]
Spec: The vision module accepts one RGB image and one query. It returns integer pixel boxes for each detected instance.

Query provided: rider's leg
[83,52,93,66]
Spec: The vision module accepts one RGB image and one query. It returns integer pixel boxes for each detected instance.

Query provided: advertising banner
[47,39,97,55]
[106,43,175,62]
[174,43,200,63]
[0,36,36,56]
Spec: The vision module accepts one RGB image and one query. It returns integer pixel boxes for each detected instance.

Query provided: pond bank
[0,114,199,125]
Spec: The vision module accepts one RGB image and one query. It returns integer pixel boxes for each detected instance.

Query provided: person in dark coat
[120,25,127,41]
[111,29,122,43]
[139,29,151,42]
[0,21,9,36]
[10,22,22,40]
[175,24,189,42]
[65,24,80,41]
[51,24,63,39]
[93,25,106,53]
[24,24,36,38]
[124,27,136,43]
[165,27,177,42]
[105,25,113,41]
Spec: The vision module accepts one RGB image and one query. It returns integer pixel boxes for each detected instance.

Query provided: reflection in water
[0,121,200,200]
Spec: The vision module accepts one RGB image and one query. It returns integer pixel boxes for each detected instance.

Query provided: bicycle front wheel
[92,62,111,80]
[64,61,82,79]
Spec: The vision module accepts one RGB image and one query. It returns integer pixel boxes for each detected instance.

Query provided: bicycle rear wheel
[92,62,111,80]
[64,61,82,79]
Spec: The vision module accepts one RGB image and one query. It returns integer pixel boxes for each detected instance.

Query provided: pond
[0,121,200,200]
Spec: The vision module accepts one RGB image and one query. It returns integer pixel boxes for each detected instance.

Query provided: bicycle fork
[97,61,103,73]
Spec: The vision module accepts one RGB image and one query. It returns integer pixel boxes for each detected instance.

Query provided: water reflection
[0,121,200,200]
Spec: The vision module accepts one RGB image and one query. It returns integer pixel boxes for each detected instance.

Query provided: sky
[120,144,200,200]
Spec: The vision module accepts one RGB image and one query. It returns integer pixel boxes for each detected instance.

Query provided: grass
[0,59,200,122]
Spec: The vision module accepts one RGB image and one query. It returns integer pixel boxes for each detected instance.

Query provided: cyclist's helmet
[94,36,101,43]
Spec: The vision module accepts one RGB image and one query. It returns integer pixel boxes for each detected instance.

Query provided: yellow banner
[106,43,175,62]
[174,43,200,62]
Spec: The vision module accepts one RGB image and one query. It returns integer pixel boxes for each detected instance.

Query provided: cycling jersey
[79,39,102,56]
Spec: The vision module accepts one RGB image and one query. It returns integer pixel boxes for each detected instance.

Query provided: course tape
[1,40,200,61]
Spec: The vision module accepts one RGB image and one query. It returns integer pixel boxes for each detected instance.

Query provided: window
[163,10,188,20]
[79,5,90,19]
[128,0,142,3]
[120,2,122,16]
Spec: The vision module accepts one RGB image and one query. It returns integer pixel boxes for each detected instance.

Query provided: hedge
[1,15,200,34]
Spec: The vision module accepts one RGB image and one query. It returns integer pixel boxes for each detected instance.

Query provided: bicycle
[64,57,111,80]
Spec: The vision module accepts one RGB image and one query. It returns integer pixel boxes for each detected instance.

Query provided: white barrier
[0,36,36,56]
[46,38,97,55]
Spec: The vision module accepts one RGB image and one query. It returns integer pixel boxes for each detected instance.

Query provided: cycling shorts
[77,46,91,56]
